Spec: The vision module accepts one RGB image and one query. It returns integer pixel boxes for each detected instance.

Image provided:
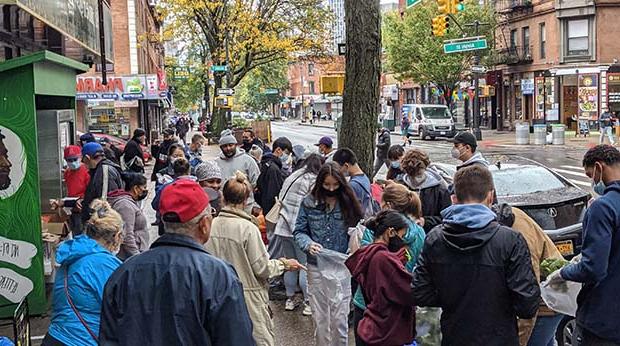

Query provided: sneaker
[285,298,296,311]
[302,302,312,316]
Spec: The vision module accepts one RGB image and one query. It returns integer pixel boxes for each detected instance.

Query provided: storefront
[76,74,167,139]
[607,73,620,115]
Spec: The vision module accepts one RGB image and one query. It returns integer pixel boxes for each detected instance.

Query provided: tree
[340,0,382,177]
[383,0,495,105]
[160,0,330,135]
[236,60,289,113]
[165,57,204,113]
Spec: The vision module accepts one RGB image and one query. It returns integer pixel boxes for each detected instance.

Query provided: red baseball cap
[160,180,210,223]
[64,145,82,159]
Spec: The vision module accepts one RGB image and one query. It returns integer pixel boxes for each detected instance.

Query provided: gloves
[547,270,568,292]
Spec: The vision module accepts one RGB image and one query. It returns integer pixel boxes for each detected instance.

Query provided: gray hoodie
[216,148,261,186]
[457,152,489,170]
[107,191,149,261]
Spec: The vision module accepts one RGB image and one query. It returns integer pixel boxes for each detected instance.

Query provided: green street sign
[443,37,488,54]
[210,65,228,73]
[264,88,279,95]
[407,0,421,8]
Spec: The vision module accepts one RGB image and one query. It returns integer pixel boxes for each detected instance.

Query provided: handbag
[265,173,304,224]
[64,267,99,342]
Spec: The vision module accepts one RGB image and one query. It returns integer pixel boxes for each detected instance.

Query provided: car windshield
[492,166,566,196]
[422,107,451,119]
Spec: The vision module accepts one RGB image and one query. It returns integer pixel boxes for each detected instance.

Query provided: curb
[297,122,335,129]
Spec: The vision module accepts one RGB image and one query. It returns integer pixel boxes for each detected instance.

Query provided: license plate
[440,131,446,135]
[555,240,574,256]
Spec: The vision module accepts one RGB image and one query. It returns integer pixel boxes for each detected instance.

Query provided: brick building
[493,0,620,130]
[76,0,167,140]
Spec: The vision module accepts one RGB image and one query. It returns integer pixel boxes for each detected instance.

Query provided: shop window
[564,18,591,58]
[540,23,546,59]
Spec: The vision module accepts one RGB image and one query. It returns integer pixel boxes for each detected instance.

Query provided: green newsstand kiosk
[0,51,88,316]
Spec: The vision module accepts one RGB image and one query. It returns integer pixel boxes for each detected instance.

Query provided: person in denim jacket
[294,162,363,346]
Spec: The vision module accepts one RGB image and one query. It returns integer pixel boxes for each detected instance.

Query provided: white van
[402,104,456,140]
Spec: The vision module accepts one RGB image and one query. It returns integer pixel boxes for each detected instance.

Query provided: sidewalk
[297,120,335,129]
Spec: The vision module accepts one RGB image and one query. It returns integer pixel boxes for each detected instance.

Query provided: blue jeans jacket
[294,195,350,265]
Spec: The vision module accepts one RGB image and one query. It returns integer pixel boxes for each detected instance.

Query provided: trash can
[515,123,530,145]
[533,124,546,145]
[552,124,566,145]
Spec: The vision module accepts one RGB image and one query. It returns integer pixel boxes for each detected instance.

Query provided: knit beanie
[195,161,223,182]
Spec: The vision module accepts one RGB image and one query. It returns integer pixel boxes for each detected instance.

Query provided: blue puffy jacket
[47,235,121,346]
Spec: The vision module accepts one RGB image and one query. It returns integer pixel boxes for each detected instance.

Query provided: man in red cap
[100,180,255,345]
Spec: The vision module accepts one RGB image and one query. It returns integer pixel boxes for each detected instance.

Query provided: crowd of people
[44,123,620,346]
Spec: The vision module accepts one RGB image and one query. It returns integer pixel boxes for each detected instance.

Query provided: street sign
[338,43,346,56]
[210,65,229,72]
[407,0,421,8]
[443,37,488,54]
[217,88,235,96]
[173,67,190,80]
[208,79,215,86]
[471,65,487,74]
[264,88,279,95]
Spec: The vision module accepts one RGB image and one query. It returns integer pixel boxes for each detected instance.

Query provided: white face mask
[451,147,464,160]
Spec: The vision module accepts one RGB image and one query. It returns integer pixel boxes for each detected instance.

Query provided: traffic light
[437,0,452,15]
[431,15,449,37]
[453,0,465,12]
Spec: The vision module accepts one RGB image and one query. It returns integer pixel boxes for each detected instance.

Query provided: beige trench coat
[205,207,285,346]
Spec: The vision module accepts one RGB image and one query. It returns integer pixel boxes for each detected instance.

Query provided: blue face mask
[592,164,606,195]
[280,153,290,163]
[68,160,81,170]
[390,161,401,169]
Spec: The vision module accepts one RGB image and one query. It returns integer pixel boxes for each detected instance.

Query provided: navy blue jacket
[99,233,255,346]
[562,181,620,343]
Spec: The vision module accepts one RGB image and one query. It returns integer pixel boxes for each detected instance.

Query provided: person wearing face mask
[314,136,335,161]
[99,180,255,345]
[121,128,147,173]
[155,143,187,189]
[373,127,391,177]
[152,156,194,235]
[345,210,416,346]
[396,148,451,233]
[55,145,91,232]
[241,129,265,154]
[550,145,620,345]
[294,162,364,346]
[351,182,426,345]
[42,199,123,346]
[448,131,489,170]
[151,128,177,182]
[256,137,293,216]
[108,173,150,261]
[412,165,540,346]
[80,143,125,231]
[195,161,224,215]
[386,145,405,181]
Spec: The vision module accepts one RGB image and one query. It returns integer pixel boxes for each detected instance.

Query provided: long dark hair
[302,153,323,175]
[311,162,363,228]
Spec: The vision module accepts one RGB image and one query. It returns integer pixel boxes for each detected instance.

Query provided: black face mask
[136,190,148,201]
[324,189,339,198]
[388,235,406,253]
[242,139,251,144]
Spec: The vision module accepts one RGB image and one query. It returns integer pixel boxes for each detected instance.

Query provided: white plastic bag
[316,249,351,283]
[347,221,365,254]
[540,255,582,317]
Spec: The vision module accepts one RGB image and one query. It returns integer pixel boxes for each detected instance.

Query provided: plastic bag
[347,222,366,254]
[415,307,442,345]
[316,249,351,283]
[540,255,582,317]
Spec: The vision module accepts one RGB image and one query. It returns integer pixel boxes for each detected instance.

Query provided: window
[510,29,518,54]
[308,81,315,94]
[566,19,590,56]
[522,27,530,56]
[540,23,546,59]
[308,63,315,76]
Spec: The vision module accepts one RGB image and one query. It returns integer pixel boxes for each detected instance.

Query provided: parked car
[402,104,456,140]
[77,132,152,162]
[430,155,588,346]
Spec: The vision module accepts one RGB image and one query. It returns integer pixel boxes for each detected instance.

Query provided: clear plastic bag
[316,249,351,283]
[347,222,365,254]
[540,255,582,317]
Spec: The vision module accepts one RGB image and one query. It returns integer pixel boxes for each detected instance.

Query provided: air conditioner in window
[148,0,157,6]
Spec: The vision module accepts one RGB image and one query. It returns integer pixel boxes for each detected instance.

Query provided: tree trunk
[341,0,382,178]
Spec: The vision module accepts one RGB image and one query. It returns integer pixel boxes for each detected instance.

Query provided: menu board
[578,74,599,120]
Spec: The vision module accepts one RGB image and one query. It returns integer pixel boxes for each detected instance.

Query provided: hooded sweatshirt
[255,153,287,213]
[345,243,415,346]
[48,235,121,346]
[216,148,260,185]
[412,204,540,346]
[108,190,149,261]
[457,151,490,170]
[398,168,452,233]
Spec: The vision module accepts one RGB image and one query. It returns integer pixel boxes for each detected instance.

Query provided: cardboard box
[41,214,69,236]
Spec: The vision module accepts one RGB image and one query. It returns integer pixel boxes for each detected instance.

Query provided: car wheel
[556,316,576,346]
[419,129,427,140]
[430,136,436,140]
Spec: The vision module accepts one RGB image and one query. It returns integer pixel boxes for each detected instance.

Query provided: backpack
[350,178,381,219]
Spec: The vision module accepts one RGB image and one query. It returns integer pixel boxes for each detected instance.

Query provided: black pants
[577,326,620,346]
[41,333,65,346]
[354,306,367,346]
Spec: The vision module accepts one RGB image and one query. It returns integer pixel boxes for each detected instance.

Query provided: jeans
[284,267,308,300]
[599,126,615,144]
[528,314,564,346]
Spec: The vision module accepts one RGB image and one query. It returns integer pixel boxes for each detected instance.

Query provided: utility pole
[98,0,107,85]
[464,20,488,141]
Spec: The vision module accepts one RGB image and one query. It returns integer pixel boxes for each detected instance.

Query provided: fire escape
[495,0,534,66]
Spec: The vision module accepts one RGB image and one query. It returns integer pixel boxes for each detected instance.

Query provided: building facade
[76,0,167,140]
[327,0,346,53]
[493,0,620,131]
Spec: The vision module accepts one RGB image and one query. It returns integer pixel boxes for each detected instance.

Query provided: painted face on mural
[0,132,12,190]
